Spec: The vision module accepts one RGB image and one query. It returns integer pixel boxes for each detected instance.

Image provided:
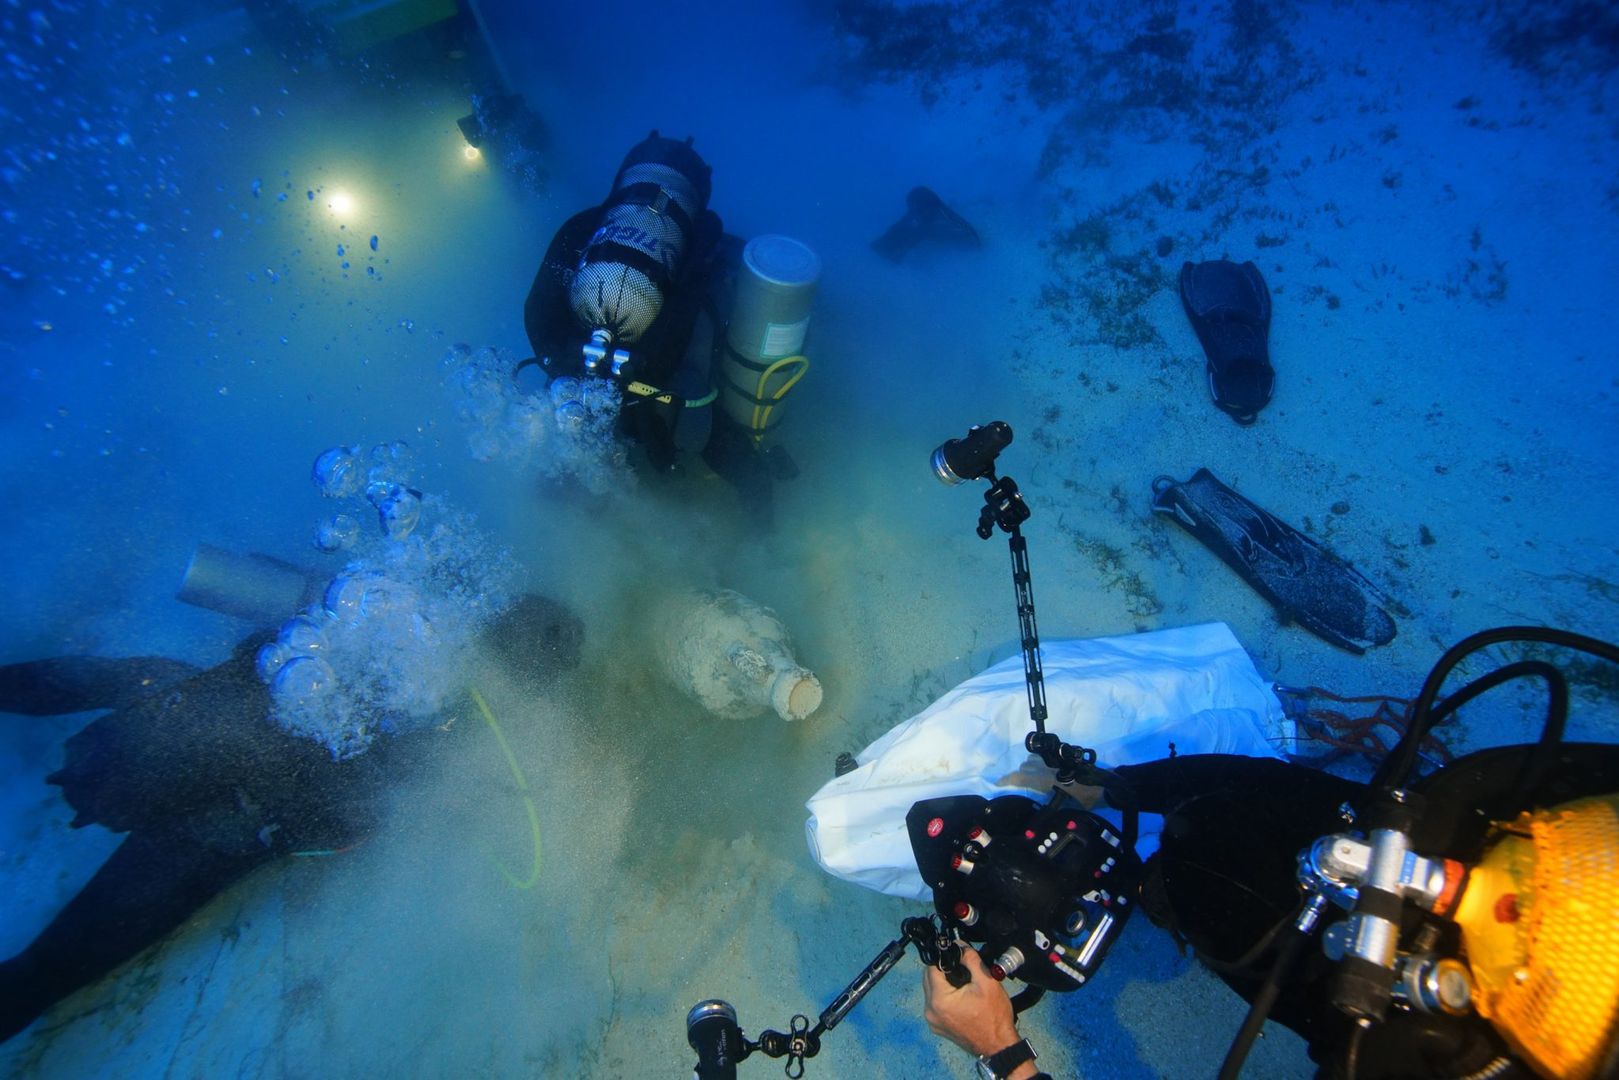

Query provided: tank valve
[1394,954,1473,1016]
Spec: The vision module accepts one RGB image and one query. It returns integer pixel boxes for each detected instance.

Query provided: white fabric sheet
[804,622,1288,899]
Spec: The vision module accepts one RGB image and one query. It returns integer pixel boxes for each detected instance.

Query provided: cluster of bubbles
[309,440,421,548]
[442,344,631,495]
[257,441,515,759]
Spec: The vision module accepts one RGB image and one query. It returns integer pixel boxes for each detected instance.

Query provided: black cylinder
[687,1000,742,1080]
[1330,953,1397,1022]
[931,421,1013,485]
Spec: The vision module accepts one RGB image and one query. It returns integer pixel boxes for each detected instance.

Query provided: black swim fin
[871,187,982,262]
[1151,469,1395,654]
[1179,260,1274,425]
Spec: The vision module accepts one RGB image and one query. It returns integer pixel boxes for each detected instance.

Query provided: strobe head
[687,999,743,1080]
[931,421,1013,485]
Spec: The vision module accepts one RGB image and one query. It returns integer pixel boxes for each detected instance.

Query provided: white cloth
[805,622,1289,899]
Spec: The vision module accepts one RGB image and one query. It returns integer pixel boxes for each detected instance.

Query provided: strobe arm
[969,470,1105,781]
[1007,528,1049,733]
[740,918,968,1078]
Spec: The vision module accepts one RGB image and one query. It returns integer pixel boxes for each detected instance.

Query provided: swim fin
[871,187,982,262]
[1151,469,1396,654]
[1179,260,1274,425]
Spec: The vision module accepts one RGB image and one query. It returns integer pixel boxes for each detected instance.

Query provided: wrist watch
[974,1037,1036,1079]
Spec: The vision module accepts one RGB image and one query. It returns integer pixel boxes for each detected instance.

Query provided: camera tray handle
[743,916,968,1078]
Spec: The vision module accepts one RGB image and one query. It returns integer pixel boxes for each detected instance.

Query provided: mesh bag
[569,259,661,343]
[1469,794,1619,1080]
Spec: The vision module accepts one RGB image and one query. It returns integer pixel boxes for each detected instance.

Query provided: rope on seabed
[470,687,543,889]
[1289,686,1454,769]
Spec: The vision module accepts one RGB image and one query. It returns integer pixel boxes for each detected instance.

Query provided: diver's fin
[1151,469,1395,654]
[1178,260,1274,425]
[871,187,982,262]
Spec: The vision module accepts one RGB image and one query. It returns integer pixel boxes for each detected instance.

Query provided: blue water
[2,1,1616,1076]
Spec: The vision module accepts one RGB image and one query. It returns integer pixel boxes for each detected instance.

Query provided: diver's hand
[921,946,1023,1060]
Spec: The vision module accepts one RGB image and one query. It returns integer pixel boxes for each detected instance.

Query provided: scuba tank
[719,234,820,443]
[569,131,712,358]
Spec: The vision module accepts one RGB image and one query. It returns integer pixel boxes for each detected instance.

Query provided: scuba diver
[0,593,582,1045]
[458,91,549,197]
[917,629,1619,1079]
[522,131,816,521]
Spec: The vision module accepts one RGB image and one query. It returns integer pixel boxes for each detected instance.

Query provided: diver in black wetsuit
[923,746,1619,1079]
[922,633,1619,1080]
[522,131,780,515]
[0,594,582,1045]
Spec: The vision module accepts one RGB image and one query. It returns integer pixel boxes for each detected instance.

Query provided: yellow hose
[470,687,542,890]
[750,354,809,443]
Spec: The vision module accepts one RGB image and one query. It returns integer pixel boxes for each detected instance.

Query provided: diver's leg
[0,657,200,716]
[0,828,271,1043]
[632,402,680,471]
[701,418,775,525]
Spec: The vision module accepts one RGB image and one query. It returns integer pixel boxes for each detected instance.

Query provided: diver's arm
[921,948,1044,1078]
[523,207,600,374]
[0,657,201,715]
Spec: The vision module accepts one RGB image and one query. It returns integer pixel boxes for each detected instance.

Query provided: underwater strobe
[687,1000,745,1080]
[930,420,1012,487]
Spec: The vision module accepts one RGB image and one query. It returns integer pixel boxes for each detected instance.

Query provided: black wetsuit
[523,206,774,510]
[0,594,581,1043]
[1116,746,1619,1079]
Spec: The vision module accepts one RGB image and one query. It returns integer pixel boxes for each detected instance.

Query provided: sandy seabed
[2,1,1615,1077]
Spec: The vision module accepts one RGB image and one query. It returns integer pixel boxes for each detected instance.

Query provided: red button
[927,817,945,838]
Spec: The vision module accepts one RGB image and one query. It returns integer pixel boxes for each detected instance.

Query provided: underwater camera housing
[908,791,1139,994]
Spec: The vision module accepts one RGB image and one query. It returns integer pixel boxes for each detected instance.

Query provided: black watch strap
[982,1037,1037,1077]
